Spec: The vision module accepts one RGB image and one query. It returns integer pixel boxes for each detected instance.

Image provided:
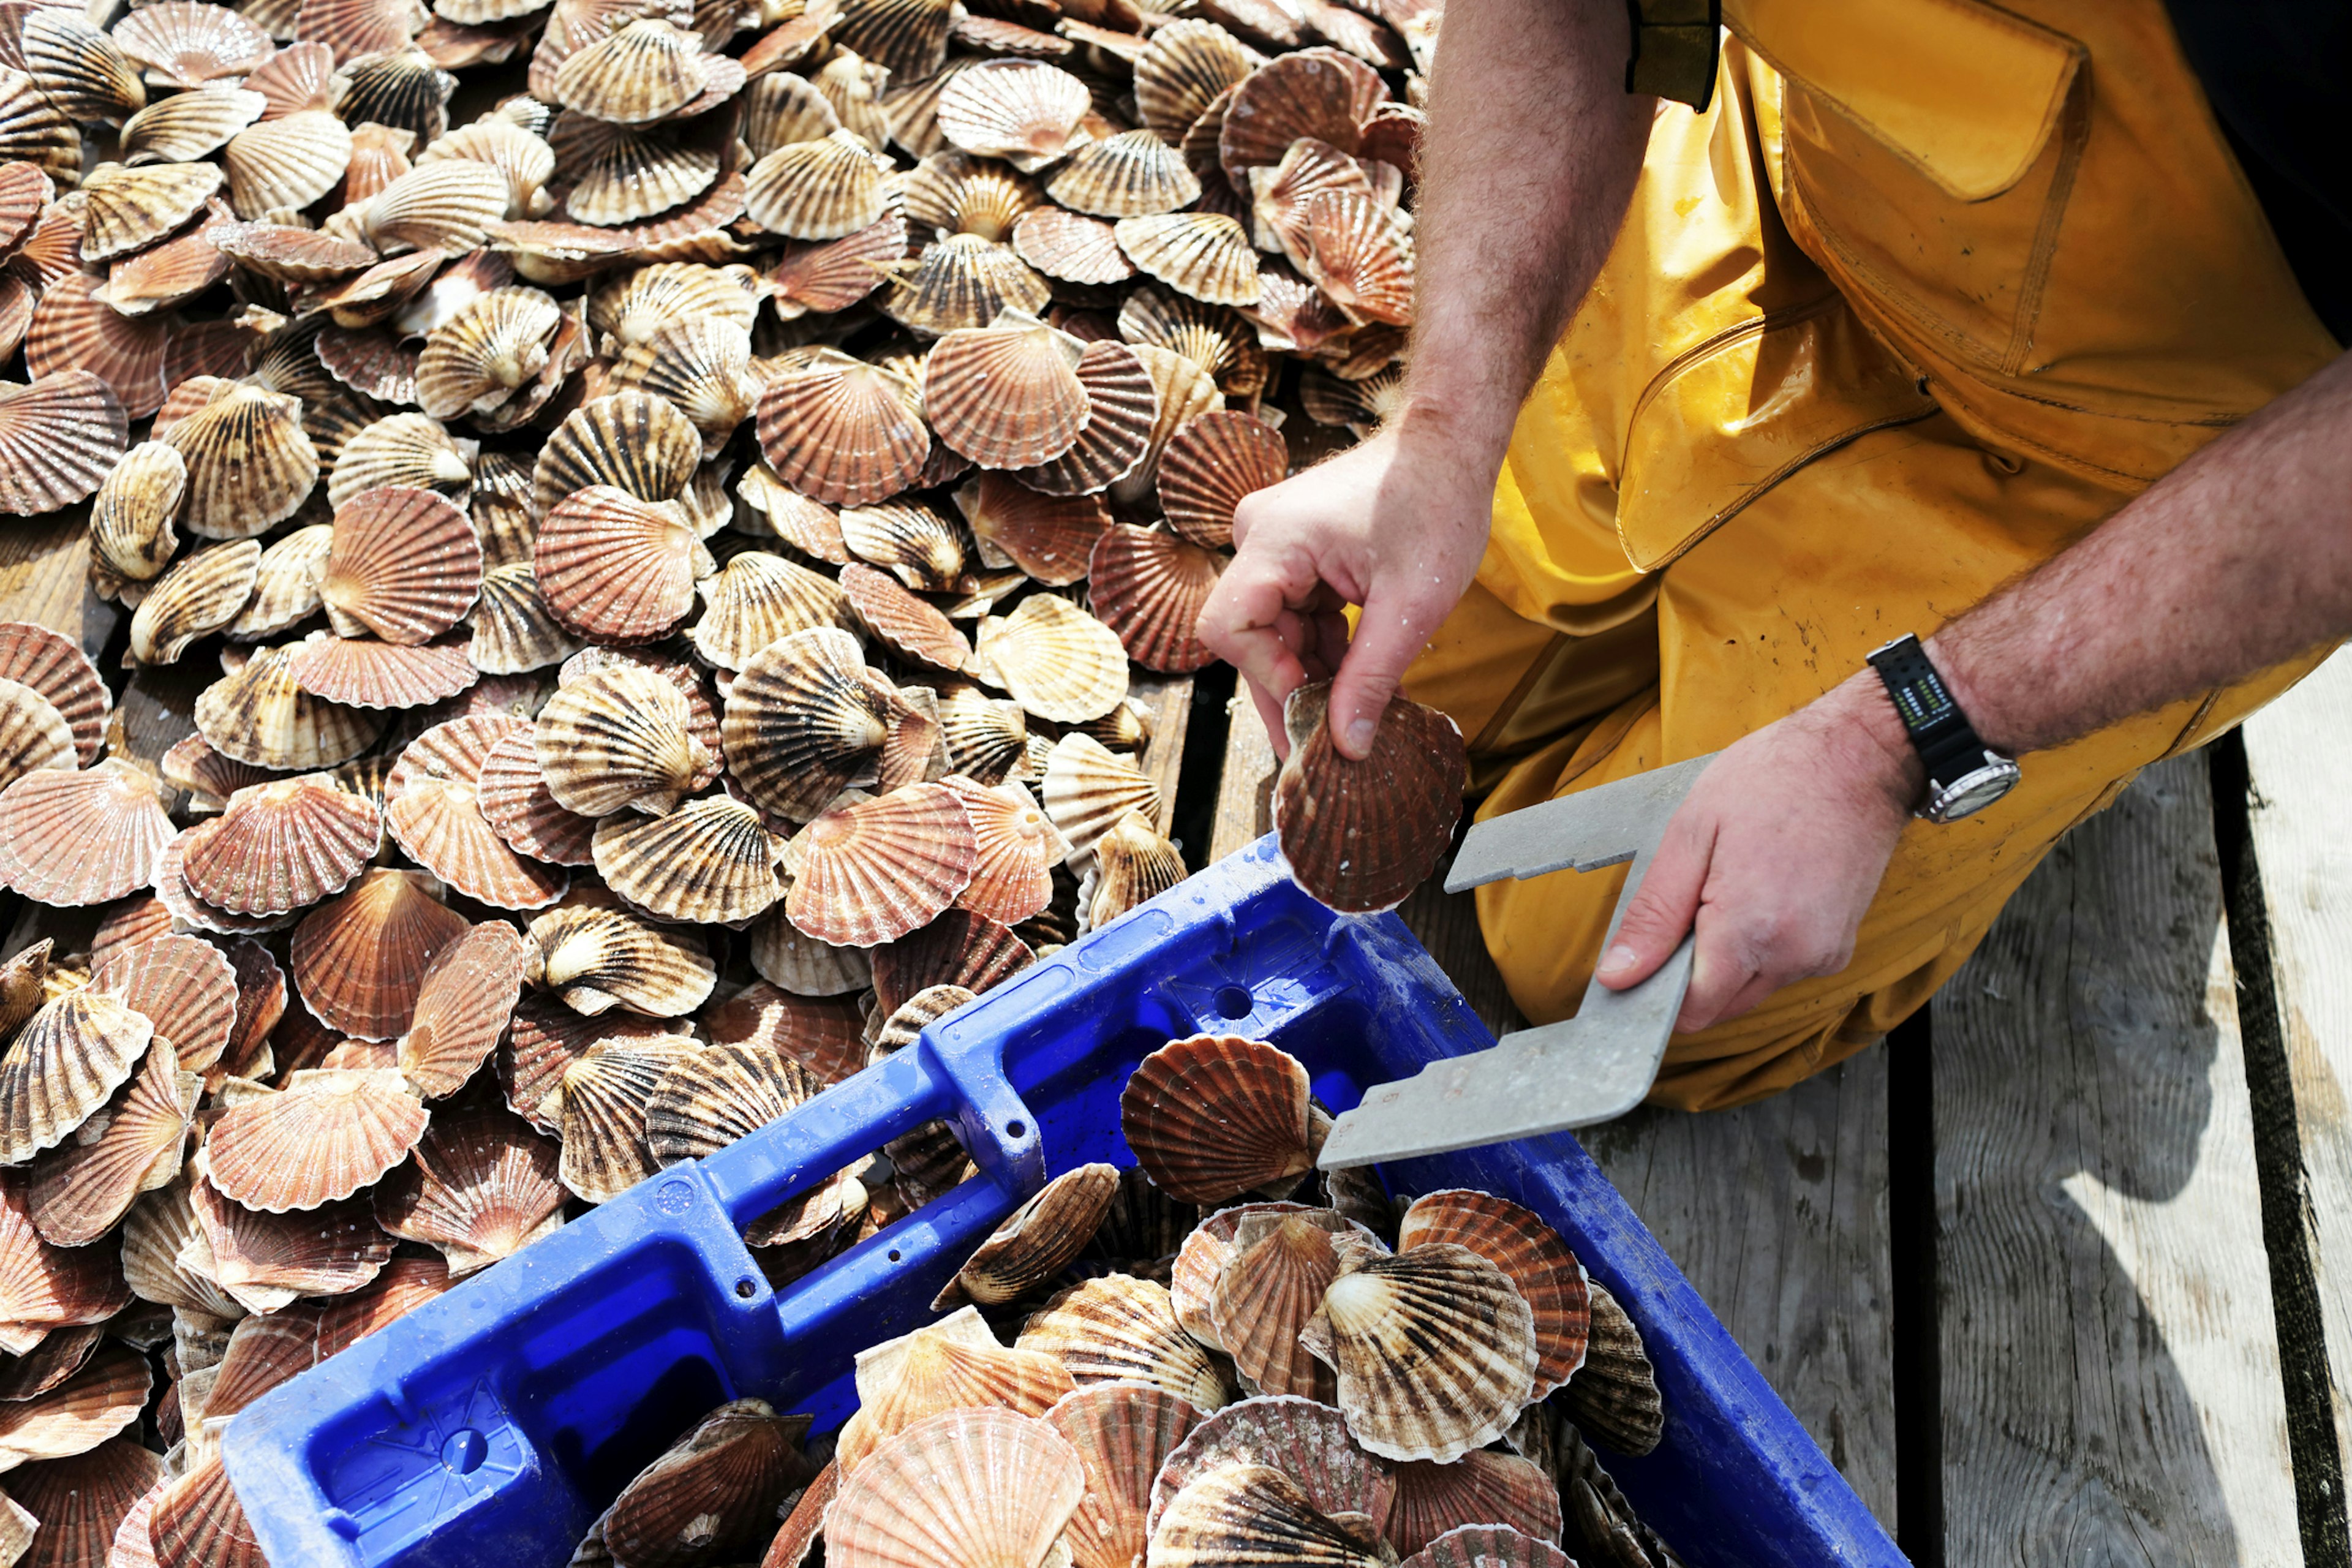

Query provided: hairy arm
[1601,349,2352,1031]
[1196,0,1654,756]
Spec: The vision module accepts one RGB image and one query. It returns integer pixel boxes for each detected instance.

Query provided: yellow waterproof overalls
[1400,0,2343,1110]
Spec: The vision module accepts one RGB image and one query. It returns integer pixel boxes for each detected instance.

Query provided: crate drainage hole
[734,1278,756,1299]
[1006,1120,1027,1139]
[440,1430,488,1476]
[888,1249,903,1263]
[1215,985,1253,1019]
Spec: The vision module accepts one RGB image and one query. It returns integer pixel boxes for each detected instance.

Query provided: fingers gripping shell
[1148,1463,1393,1568]
[594,796,786,924]
[1274,680,1463,914]
[722,627,900,822]
[1148,1393,1395,1533]
[934,1161,1118,1308]
[0,761,174,907]
[1397,1189,1589,1399]
[785,782,978,948]
[827,1407,1085,1568]
[1044,1382,1206,1568]
[322,485,485,644]
[205,1068,430,1211]
[398,920,532,1097]
[0,992,154,1166]
[535,663,710,817]
[1016,1273,1227,1409]
[180,773,382,917]
[1300,1244,1539,1463]
[1156,409,1286,549]
[289,868,471,1039]
[922,311,1089,469]
[1087,524,1223,674]
[1120,1034,1313,1205]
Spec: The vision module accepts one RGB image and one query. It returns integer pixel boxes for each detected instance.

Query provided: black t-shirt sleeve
[1626,0,1722,111]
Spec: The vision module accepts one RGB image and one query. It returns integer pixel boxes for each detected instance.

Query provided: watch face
[1929,762,2020,823]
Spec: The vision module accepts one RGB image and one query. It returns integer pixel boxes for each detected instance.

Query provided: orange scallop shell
[1087,524,1223,674]
[290,868,472,1040]
[785,782,978,948]
[954,473,1108,586]
[1148,1393,1395,1532]
[0,622,108,765]
[922,314,1089,469]
[831,1406,1085,1567]
[1300,188,1412,327]
[1383,1452,1562,1561]
[1120,1034,1313,1204]
[840,562,971,673]
[1156,409,1286,549]
[285,633,481,711]
[871,905,1034,1018]
[702,981,867,1084]
[0,762,173,908]
[322,484,486,645]
[25,274,175,421]
[88,930,239,1073]
[1212,1212,1344,1398]
[0,371,127,518]
[1044,1382,1205,1568]
[1011,206,1133,287]
[19,1440,164,1568]
[533,484,700,643]
[754,352,930,508]
[187,1174,394,1308]
[839,1309,1076,1474]
[386,716,571,911]
[0,1170,132,1344]
[1397,1188,1589,1398]
[941,776,1067,927]
[26,1041,187,1248]
[178,774,382,918]
[372,1101,562,1275]
[476,727,597,867]
[1402,1525,1572,1568]
[1216,47,1385,186]
[499,992,677,1134]
[1011,339,1158,498]
[770,207,907,319]
[206,1068,430,1212]
[398,921,533,1098]
[1273,680,1464,914]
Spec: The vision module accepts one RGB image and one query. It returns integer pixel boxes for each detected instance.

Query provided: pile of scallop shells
[578,1030,1683,1568]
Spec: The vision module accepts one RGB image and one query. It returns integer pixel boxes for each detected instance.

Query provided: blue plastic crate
[221,834,1908,1568]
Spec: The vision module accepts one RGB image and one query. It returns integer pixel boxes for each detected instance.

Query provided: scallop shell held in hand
[1273,680,1464,914]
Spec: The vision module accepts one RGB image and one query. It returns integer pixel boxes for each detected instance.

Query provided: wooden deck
[1205,663,2352,1567]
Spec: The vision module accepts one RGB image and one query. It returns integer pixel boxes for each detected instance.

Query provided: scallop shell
[769,206,904,318]
[0,274,31,366]
[934,58,1093,172]
[127,542,260,665]
[1041,732,1161,867]
[877,229,1051,335]
[532,387,702,516]
[121,89,267,164]
[0,1341,151,1469]
[342,119,420,208]
[78,163,220,263]
[1384,1452,1562,1561]
[1087,524,1221,674]
[839,560,970,672]
[495,992,662,1129]
[363,161,509,254]
[549,109,719,226]
[1396,1189,1588,1399]
[1120,1033,1311,1205]
[1085,810,1186,930]
[688,551,848,672]
[470,564,582,675]
[978,596,1128,726]
[760,1458,835,1568]
[704,977,865,1082]
[315,484,484,647]
[0,1169,132,1347]
[414,120,554,223]
[206,1068,428,1212]
[1148,1463,1390,1568]
[931,777,1065,926]
[0,762,173,907]
[869,905,1032,1023]
[533,486,699,641]
[1134,20,1256,141]
[834,0,952,77]
[745,907,873,999]
[0,679,72,796]
[1009,205,1131,287]
[121,1178,238,1317]
[604,1400,807,1568]
[25,1043,188,1248]
[585,260,760,352]
[1114,212,1259,306]
[284,633,480,711]
[1157,409,1286,549]
[609,315,760,448]
[742,69,841,157]
[195,643,387,770]
[745,130,888,241]
[223,109,354,218]
[923,311,1089,469]
[1012,339,1159,497]
[1036,1383,1202,1568]
[1017,1273,1226,1409]
[1148,1392,1392,1533]
[1559,1280,1662,1457]
[96,208,235,315]
[934,684,1031,786]
[156,382,317,541]
[838,1308,1074,1475]
[1402,1525,1573,1568]
[1049,129,1202,217]
[865,982,974,1060]
[334,48,456,145]
[1298,1243,1537,1463]
[1273,679,1464,914]
[186,1170,393,1310]
[329,412,474,511]
[0,162,44,252]
[1245,135,1368,263]
[1218,46,1385,185]
[1300,189,1412,326]
[477,726,596,865]
[109,0,271,81]
[24,274,173,421]
[552,16,709,123]
[900,150,1041,242]
[1120,285,1264,396]
[315,321,421,404]
[415,285,564,420]
[179,773,380,918]
[722,626,900,821]
[86,931,238,1076]
[933,1161,1117,1309]
[0,372,127,518]
[555,1035,699,1200]
[787,782,978,948]
[288,867,470,1040]
[831,1406,1083,1567]
[1207,1212,1344,1398]
[388,921,528,1099]
[837,498,962,592]
[643,1041,820,1163]
[0,68,78,190]
[594,796,785,923]
[1247,260,1356,355]
[14,1440,161,1568]
[754,350,930,507]
[529,905,715,1016]
[386,716,570,911]
[535,662,710,816]
[0,992,154,1166]
[371,1100,562,1275]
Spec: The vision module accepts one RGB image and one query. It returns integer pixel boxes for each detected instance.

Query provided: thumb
[1594,807,1713,989]
[1327,582,1449,760]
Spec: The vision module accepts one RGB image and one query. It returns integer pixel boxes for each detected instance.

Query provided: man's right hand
[1195,417,1493,761]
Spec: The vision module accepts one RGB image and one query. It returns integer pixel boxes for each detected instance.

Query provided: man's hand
[1196,419,1490,760]
[1593,677,1923,1031]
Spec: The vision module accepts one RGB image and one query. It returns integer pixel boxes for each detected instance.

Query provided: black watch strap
[1866,635,1994,788]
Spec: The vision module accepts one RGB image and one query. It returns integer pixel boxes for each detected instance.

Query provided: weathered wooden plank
[1580,1055,1899,1534]
[1208,692,1276,863]
[2241,649,2352,1468]
[0,510,115,657]
[1128,672,1193,839]
[1931,756,2300,1565]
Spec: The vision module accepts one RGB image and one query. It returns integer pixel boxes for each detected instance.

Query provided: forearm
[1394,0,1653,473]
[1932,351,2352,754]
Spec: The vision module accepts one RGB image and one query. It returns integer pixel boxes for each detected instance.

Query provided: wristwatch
[1864,634,2021,823]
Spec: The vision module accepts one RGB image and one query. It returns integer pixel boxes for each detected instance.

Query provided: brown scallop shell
[1120,1033,1311,1205]
[934,58,1093,172]
[900,149,1041,242]
[532,388,704,519]
[1402,1525,1572,1568]
[363,162,509,255]
[1150,1463,1389,1568]
[535,662,710,817]
[186,1172,392,1312]
[1212,1213,1346,1399]
[1558,1280,1663,1458]
[413,285,562,420]
[1049,129,1202,217]
[119,1177,237,1317]
[1017,1273,1226,1409]
[878,230,1051,336]
[316,484,484,646]
[837,1308,1074,1474]
[720,627,897,821]
[95,208,232,312]
[0,679,73,797]
[467,566,578,677]
[922,311,1089,469]
[222,109,353,219]
[78,162,219,263]
[127,540,260,665]
[477,727,597,866]
[1121,282,1267,398]
[0,72,78,195]
[25,274,171,421]
[1246,260,1357,355]
[831,1404,1083,1567]
[26,1041,189,1248]
[836,498,962,592]
[755,350,930,508]
[689,550,846,672]
[1300,1243,1537,1463]
[88,440,186,586]
[643,1041,820,1163]
[1009,206,1130,288]
[769,206,904,319]
[1157,409,1286,549]
[932,1161,1117,1310]
[1383,1452,1562,1561]
[496,992,663,1131]
[932,684,1031,787]
[786,782,977,948]
[0,1343,151,1469]
[533,487,699,644]
[1150,1396,1388,1537]
[329,412,473,512]
[111,0,271,82]
[120,88,265,165]
[584,260,759,352]
[594,796,785,924]
[0,1175,130,1352]
[865,982,974,1060]
[0,762,172,908]
[604,1400,809,1568]
[931,776,1063,927]
[1134,20,1256,142]
[977,595,1128,726]
[701,980,862,1085]
[742,68,842,155]
[609,316,760,449]
[1396,1189,1589,1399]
[194,643,386,771]
[1243,135,1364,260]
[289,868,470,1040]
[1085,810,1186,930]
[1216,45,1384,186]
[162,382,318,541]
[834,0,953,77]
[551,16,708,123]
[1301,189,1412,326]
[0,991,152,1168]
[555,1035,699,1200]
[745,908,873,1000]
[284,633,480,712]
[160,735,274,815]
[529,905,715,1017]
[1273,679,1464,914]
[385,716,566,911]
[396,920,532,1098]
[87,931,238,1077]
[1087,524,1221,674]
[180,773,382,918]
[1041,733,1161,869]
[745,130,888,241]
[834,561,967,673]
[0,372,127,519]
[372,1100,561,1275]
[205,1068,429,1212]
[1114,212,1259,306]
